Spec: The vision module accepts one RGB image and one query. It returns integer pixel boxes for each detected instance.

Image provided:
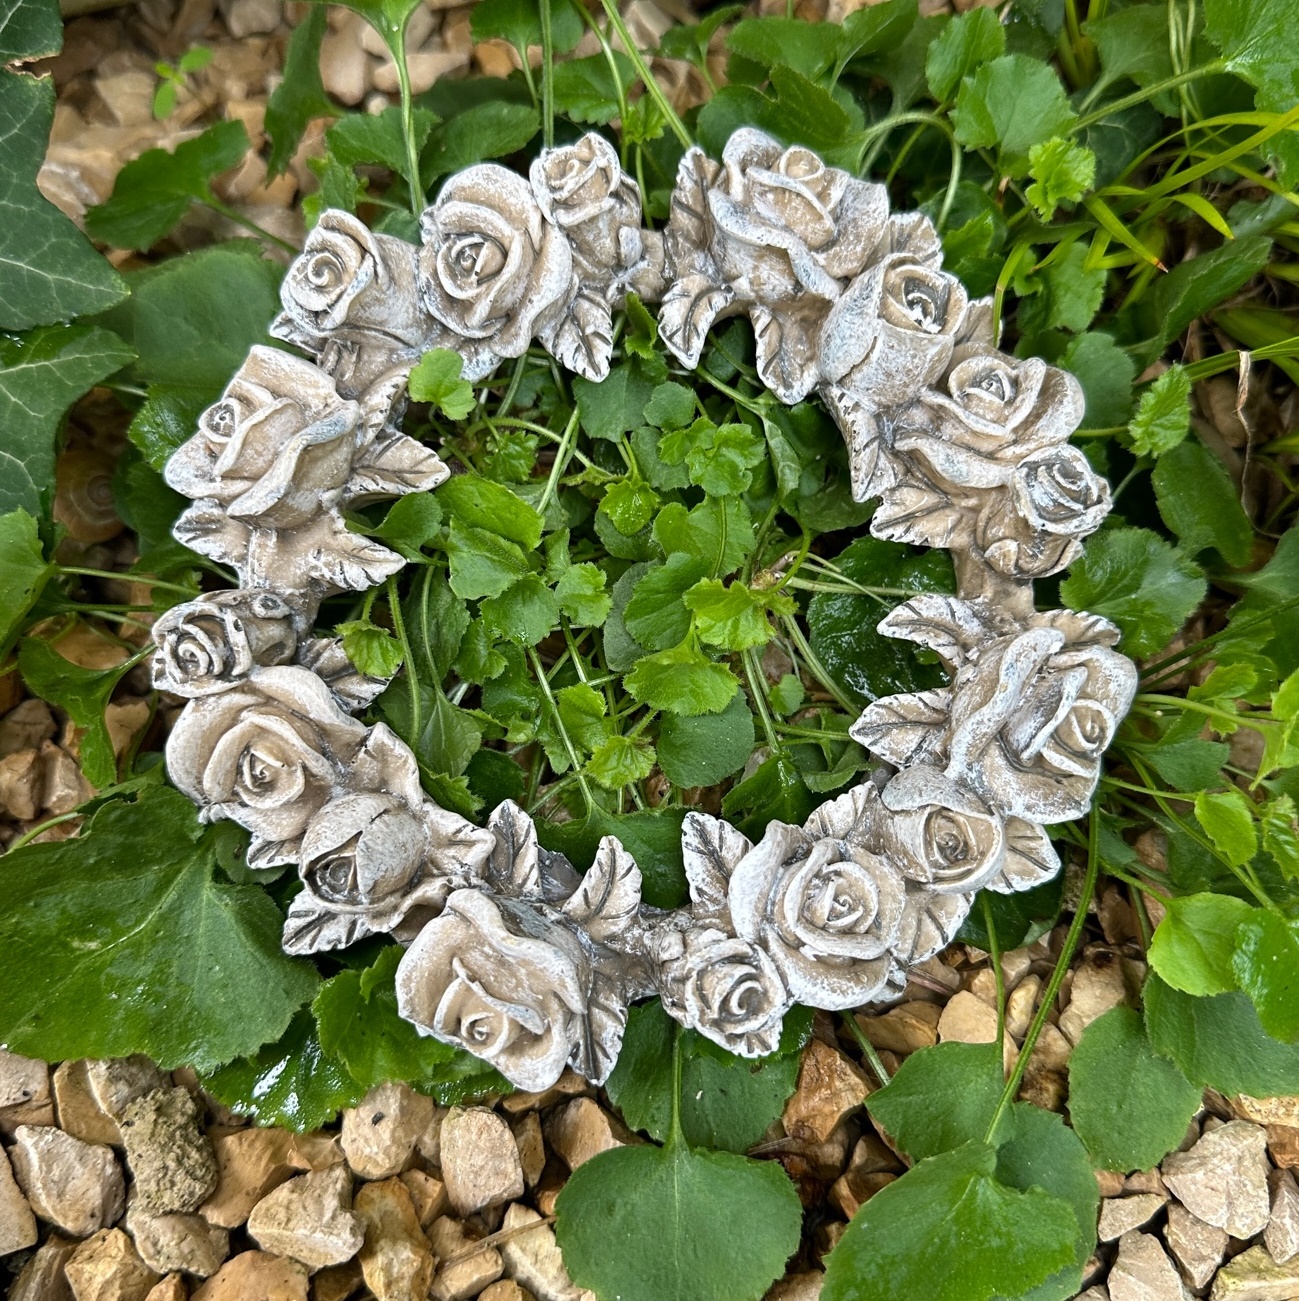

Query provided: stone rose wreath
[152,127,1138,1094]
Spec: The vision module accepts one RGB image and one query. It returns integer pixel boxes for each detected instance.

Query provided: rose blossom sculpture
[153,128,1138,1090]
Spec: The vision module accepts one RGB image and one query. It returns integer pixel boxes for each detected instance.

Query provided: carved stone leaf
[246,836,301,871]
[850,688,952,768]
[574,968,629,1086]
[877,595,999,669]
[752,307,818,406]
[539,287,614,382]
[487,800,541,898]
[821,386,896,503]
[987,818,1061,894]
[281,891,378,955]
[291,517,406,595]
[803,782,879,846]
[1032,606,1123,649]
[356,366,413,444]
[657,273,734,369]
[871,473,973,551]
[681,812,750,914]
[297,636,391,712]
[665,147,719,262]
[344,432,449,503]
[562,836,642,944]
[172,500,251,572]
[891,886,973,965]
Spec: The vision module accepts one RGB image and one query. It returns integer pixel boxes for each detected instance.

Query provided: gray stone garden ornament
[155,128,1138,1092]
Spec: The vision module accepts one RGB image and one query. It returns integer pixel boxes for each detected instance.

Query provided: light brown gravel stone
[191,1249,309,1301]
[1162,1120,1271,1239]
[480,1283,537,1301]
[143,1277,187,1301]
[354,1177,435,1301]
[310,1259,364,1301]
[440,1107,525,1216]
[83,1059,166,1123]
[513,1113,546,1189]
[1235,1096,1299,1128]
[498,1203,592,1301]
[1098,1194,1166,1241]
[1059,954,1129,1046]
[545,1098,630,1173]
[428,1214,504,1301]
[765,1272,824,1300]
[1209,1244,1299,1301]
[125,1202,230,1277]
[1268,1126,1299,1170]
[200,1126,302,1228]
[500,1070,588,1115]
[0,1144,38,1255]
[120,1088,217,1215]
[9,1233,77,1301]
[247,1164,363,1270]
[399,1168,449,1228]
[0,1052,49,1111]
[853,1003,939,1055]
[1108,1230,1189,1301]
[340,1082,434,1181]
[1164,1202,1228,1291]
[781,1039,871,1145]
[64,1227,160,1301]
[54,1061,122,1147]
[11,1124,125,1237]
[1266,1168,1299,1266]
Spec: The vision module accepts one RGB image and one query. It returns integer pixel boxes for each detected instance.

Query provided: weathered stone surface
[936,992,1017,1070]
[480,1283,537,1301]
[853,1003,939,1055]
[54,1061,122,1147]
[1108,1231,1189,1301]
[200,1126,301,1228]
[310,1259,364,1301]
[781,1039,871,1145]
[1236,1096,1299,1129]
[0,1143,38,1255]
[0,1052,49,1111]
[544,1099,630,1173]
[120,1088,218,1215]
[513,1112,546,1189]
[1005,975,1042,1042]
[765,1272,824,1301]
[354,1177,435,1301]
[440,1107,525,1216]
[125,1201,230,1277]
[1124,1170,1167,1197]
[499,1203,593,1301]
[1059,954,1129,1046]
[414,1107,446,1168]
[84,1060,167,1123]
[340,1082,433,1181]
[1162,1120,1271,1239]
[64,1227,160,1301]
[143,1277,187,1301]
[1209,1245,1299,1301]
[11,1124,126,1237]
[246,1164,363,1269]
[1266,1168,1299,1266]
[399,1169,448,1227]
[428,1214,504,1301]
[191,1250,309,1301]
[1074,1290,1110,1301]
[1098,1194,1166,1241]
[1268,1126,1299,1171]
[9,1233,77,1301]
[1164,1202,1228,1291]
[500,1070,588,1115]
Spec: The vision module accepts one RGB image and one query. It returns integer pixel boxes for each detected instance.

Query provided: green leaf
[1085,5,1174,94]
[338,619,405,678]
[958,877,1064,952]
[555,1136,803,1301]
[1068,1005,1202,1172]
[1026,138,1096,218]
[1149,893,1254,996]
[770,674,805,717]
[315,0,422,54]
[444,521,530,600]
[85,120,250,250]
[925,7,1003,103]
[481,574,560,646]
[1128,366,1192,456]
[654,497,755,574]
[822,1142,1078,1301]
[684,579,794,651]
[556,563,611,627]
[951,55,1076,170]
[409,347,476,420]
[658,4,744,67]
[1154,440,1254,566]
[1060,331,1137,429]
[127,386,211,472]
[1203,0,1299,129]
[722,750,816,841]
[552,52,636,124]
[1059,527,1206,658]
[1195,788,1259,868]
[587,735,656,790]
[327,104,436,175]
[657,694,756,788]
[0,786,319,1072]
[866,1042,1005,1160]
[421,101,540,183]
[599,479,660,536]
[203,1010,362,1132]
[0,510,52,657]
[469,0,583,60]
[645,381,698,431]
[626,555,709,652]
[0,68,127,329]
[1144,974,1299,1096]
[438,475,543,550]
[1144,739,1231,792]
[0,325,135,519]
[1233,911,1299,1043]
[662,419,767,496]
[370,493,444,561]
[574,362,659,441]
[1021,243,1105,334]
[606,1001,800,1152]
[725,17,848,79]
[265,7,335,177]
[0,0,62,62]
[625,637,740,717]
[1262,795,1299,880]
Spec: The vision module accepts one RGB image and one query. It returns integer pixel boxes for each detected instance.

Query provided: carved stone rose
[418,165,574,381]
[396,889,598,1091]
[728,822,905,1008]
[656,925,790,1057]
[151,590,299,697]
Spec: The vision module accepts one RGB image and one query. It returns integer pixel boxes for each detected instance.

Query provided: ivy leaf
[925,7,1003,103]
[555,1136,803,1301]
[866,1042,1005,1161]
[822,1142,1078,1301]
[951,55,1076,172]
[1154,440,1254,566]
[410,347,476,420]
[1149,893,1254,996]
[587,735,656,790]
[684,579,795,651]
[556,563,611,627]
[657,695,756,789]
[1059,527,1206,658]
[625,637,740,717]
[265,6,335,177]
[203,1010,363,1132]
[85,120,250,250]
[1194,788,1258,868]
[338,619,405,679]
[0,0,61,63]
[1233,912,1299,1043]
[606,1001,800,1152]
[0,325,135,519]
[1068,1006,1203,1173]
[0,65,127,329]
[1128,365,1192,456]
[0,510,53,656]
[0,787,319,1072]
[1026,137,1096,218]
[1144,975,1299,1097]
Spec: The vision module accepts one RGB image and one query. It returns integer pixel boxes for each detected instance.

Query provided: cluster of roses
[148,127,1139,1094]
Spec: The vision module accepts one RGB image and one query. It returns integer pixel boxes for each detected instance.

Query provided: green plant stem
[981,894,1007,1049]
[202,198,298,253]
[58,567,196,596]
[387,575,421,744]
[1074,60,1227,129]
[529,646,595,809]
[540,0,556,149]
[986,804,1103,1141]
[539,409,581,514]
[6,811,85,854]
[596,0,692,148]
[781,616,857,714]
[842,1011,891,1084]
[392,36,425,217]
[667,1021,685,1146]
[742,648,780,750]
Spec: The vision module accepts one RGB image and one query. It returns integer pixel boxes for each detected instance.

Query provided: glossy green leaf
[1233,911,1299,1043]
[0,510,52,656]
[1149,893,1254,996]
[1128,366,1192,456]
[1154,440,1254,566]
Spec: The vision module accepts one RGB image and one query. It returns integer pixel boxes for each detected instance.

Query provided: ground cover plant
[1,0,1299,1296]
